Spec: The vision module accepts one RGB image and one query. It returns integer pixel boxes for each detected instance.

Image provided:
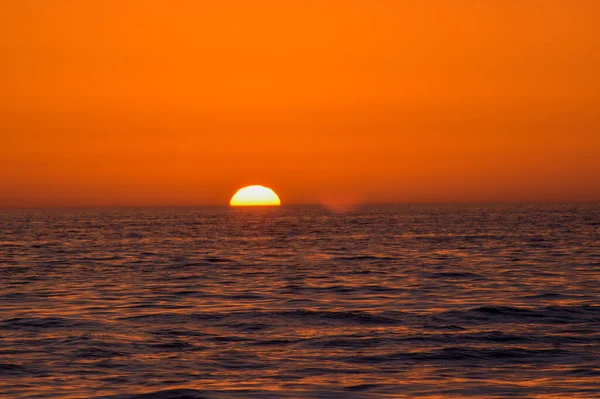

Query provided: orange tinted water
[0,204,599,398]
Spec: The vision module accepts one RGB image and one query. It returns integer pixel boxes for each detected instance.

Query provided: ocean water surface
[0,204,599,398]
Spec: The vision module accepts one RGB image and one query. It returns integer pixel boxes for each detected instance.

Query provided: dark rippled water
[1,204,599,398]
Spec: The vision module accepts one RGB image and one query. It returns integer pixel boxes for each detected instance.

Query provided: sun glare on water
[230,185,281,207]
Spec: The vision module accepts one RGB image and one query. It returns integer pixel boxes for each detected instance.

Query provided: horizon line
[1,200,599,211]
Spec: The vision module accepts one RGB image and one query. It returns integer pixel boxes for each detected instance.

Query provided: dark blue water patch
[347,347,574,364]
[291,366,366,377]
[332,255,399,262]
[208,336,253,343]
[474,306,545,316]
[97,388,384,399]
[0,292,32,300]
[568,367,600,376]
[421,324,467,331]
[204,257,234,263]
[220,322,272,332]
[122,303,181,310]
[117,389,209,399]
[302,336,389,349]
[439,305,600,324]
[53,334,97,346]
[92,360,137,370]
[527,242,555,249]
[304,329,599,349]
[0,316,97,330]
[299,285,358,293]
[227,294,264,300]
[124,233,145,239]
[426,272,483,279]
[137,309,411,327]
[169,290,203,297]
[254,309,406,326]
[119,312,225,323]
[144,341,199,351]
[94,390,237,399]
[247,338,301,346]
[344,384,380,392]
[0,268,40,277]
[397,331,534,344]
[0,241,25,248]
[521,292,569,299]
[72,347,128,359]
[186,261,219,268]
[29,242,61,249]
[280,284,304,291]
[150,328,210,339]
[0,363,29,375]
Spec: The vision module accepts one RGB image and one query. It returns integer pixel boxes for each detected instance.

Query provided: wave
[332,255,400,262]
[120,309,407,327]
[0,363,29,375]
[348,347,574,364]
[0,316,96,330]
[98,389,209,399]
[427,272,483,279]
[440,305,600,324]
[96,389,375,399]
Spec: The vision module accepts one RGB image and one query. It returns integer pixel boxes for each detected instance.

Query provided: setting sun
[230,185,281,207]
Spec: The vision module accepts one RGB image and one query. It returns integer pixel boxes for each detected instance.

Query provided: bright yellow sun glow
[230,185,281,207]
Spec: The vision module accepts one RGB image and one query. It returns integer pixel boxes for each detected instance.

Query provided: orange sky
[1,0,599,207]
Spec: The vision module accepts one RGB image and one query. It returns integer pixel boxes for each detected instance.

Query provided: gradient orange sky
[1,0,599,207]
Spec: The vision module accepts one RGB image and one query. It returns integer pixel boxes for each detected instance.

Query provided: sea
[1,204,599,399]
